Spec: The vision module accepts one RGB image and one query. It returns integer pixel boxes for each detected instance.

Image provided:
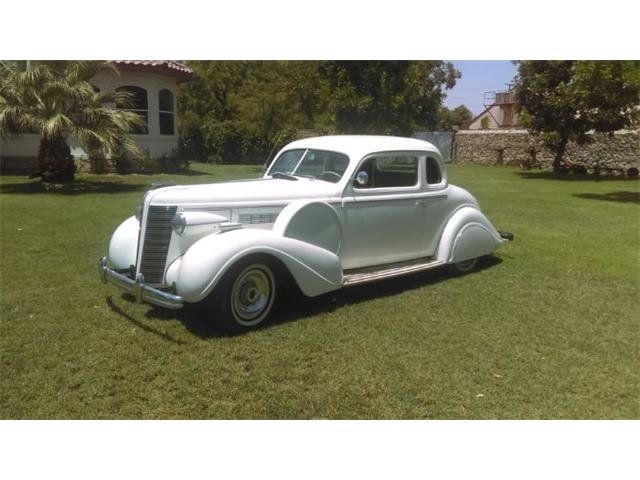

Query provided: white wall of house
[1,134,41,158]
[0,69,180,161]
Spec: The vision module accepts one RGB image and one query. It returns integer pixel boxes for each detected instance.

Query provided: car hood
[147,177,337,207]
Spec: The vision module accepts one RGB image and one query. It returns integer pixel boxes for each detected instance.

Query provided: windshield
[267,149,349,183]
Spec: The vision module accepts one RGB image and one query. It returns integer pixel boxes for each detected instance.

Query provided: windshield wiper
[271,172,298,181]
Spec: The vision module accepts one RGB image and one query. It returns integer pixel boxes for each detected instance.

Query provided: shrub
[158,148,190,172]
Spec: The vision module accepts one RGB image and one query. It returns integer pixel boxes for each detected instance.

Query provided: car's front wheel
[206,256,277,333]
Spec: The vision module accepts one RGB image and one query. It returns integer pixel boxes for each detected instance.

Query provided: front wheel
[206,257,277,333]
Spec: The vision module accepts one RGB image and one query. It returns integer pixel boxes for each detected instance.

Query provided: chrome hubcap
[231,264,274,326]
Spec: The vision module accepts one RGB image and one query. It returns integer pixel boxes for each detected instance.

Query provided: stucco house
[0,60,193,172]
[468,90,521,130]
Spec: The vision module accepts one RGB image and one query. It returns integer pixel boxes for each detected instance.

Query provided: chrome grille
[139,205,177,284]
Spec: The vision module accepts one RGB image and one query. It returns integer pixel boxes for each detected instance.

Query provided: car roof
[282,135,441,160]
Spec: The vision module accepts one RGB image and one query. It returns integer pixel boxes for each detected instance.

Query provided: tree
[438,104,473,130]
[178,61,461,164]
[321,61,460,135]
[179,61,330,164]
[0,61,143,181]
[178,61,251,163]
[514,60,640,173]
[231,61,332,162]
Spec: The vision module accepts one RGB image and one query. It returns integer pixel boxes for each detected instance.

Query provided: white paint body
[106,135,506,305]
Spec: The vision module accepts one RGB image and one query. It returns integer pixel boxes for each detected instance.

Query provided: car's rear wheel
[206,256,277,333]
[450,257,478,274]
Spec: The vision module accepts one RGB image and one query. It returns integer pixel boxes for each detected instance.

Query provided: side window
[354,155,418,189]
[426,157,442,184]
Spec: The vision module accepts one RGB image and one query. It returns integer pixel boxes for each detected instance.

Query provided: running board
[342,258,446,286]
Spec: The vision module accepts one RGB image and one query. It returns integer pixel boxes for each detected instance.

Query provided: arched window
[115,86,148,134]
[158,89,175,135]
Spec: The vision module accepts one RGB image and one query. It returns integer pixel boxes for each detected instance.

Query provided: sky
[443,61,518,115]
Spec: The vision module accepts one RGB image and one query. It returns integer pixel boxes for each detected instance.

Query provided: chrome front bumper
[98,257,184,309]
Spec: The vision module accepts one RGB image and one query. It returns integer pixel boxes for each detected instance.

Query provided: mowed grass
[0,163,638,419]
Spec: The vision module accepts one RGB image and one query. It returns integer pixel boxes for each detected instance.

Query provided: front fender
[169,228,343,303]
[436,206,504,263]
[108,216,139,269]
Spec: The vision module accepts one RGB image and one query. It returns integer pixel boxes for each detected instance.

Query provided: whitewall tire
[450,257,478,274]
[207,256,278,333]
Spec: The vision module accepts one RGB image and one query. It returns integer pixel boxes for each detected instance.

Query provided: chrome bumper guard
[98,257,184,309]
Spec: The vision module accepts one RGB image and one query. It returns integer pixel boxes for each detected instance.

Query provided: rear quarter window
[426,157,442,184]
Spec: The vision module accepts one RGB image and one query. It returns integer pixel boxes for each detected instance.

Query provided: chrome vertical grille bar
[139,205,177,284]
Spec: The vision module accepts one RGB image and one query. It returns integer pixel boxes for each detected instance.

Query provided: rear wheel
[449,257,478,275]
[206,256,277,333]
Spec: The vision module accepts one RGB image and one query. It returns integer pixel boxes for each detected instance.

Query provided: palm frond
[42,113,73,139]
[1,60,143,150]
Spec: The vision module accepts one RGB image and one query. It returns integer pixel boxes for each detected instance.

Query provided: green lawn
[1,163,638,419]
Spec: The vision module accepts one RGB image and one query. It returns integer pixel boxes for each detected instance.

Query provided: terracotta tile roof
[111,60,193,82]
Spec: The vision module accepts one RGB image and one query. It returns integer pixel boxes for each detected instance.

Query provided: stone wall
[453,129,640,175]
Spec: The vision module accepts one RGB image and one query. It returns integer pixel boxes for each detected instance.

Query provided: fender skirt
[436,206,505,264]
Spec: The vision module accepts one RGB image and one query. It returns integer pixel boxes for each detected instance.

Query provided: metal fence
[412,131,454,162]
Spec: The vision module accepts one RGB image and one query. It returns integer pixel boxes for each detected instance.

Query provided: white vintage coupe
[99,135,512,332]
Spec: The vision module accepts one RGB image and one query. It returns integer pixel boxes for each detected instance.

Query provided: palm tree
[0,61,143,182]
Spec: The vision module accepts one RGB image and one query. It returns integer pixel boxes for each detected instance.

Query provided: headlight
[171,213,187,236]
[170,211,229,237]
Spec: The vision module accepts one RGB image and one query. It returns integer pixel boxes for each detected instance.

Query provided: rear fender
[435,206,504,263]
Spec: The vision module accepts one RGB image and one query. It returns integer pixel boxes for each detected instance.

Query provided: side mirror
[355,171,369,186]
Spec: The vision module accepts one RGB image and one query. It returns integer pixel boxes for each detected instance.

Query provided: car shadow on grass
[141,256,503,339]
[0,180,148,195]
[572,191,640,204]
[106,296,188,344]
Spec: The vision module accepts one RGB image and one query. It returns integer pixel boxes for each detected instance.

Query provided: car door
[421,155,451,255]
[340,152,429,270]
